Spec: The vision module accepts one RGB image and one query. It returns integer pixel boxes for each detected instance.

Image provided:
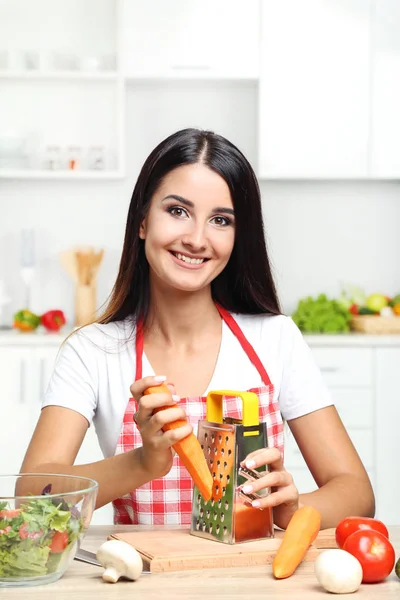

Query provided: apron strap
[135,320,144,381]
[135,306,272,387]
[215,304,272,387]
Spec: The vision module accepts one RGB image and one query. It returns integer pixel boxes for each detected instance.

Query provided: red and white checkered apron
[112,305,284,525]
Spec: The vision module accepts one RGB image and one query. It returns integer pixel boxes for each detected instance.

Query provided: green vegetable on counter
[292,294,351,334]
[396,557,400,579]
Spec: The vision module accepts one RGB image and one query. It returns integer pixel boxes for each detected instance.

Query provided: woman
[21,128,374,530]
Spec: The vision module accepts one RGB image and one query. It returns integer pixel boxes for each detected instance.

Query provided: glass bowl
[0,473,98,587]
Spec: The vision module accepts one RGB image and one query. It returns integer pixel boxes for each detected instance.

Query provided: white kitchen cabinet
[0,346,35,475]
[120,0,260,79]
[258,0,371,179]
[285,346,375,510]
[375,348,400,526]
[0,0,122,180]
[0,338,113,524]
[285,341,400,525]
[370,0,400,178]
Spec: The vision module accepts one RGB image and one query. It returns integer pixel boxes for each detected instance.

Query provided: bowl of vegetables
[0,473,98,587]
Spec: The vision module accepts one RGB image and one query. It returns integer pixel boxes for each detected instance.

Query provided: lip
[169,251,209,270]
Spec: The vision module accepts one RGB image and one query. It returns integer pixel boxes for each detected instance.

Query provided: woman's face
[140,163,235,294]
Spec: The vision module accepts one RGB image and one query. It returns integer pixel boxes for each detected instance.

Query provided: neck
[145,283,221,346]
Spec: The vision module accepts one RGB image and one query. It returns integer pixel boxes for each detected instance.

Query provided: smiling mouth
[170,251,209,265]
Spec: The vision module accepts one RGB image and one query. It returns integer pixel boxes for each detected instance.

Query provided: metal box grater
[190,390,274,544]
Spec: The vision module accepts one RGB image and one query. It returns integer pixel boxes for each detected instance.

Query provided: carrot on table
[143,384,213,502]
[272,505,321,579]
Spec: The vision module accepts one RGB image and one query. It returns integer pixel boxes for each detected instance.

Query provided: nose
[181,221,208,252]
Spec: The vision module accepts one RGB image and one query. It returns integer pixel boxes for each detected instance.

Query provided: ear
[139,219,146,240]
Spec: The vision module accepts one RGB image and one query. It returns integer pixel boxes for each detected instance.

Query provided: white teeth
[174,252,204,265]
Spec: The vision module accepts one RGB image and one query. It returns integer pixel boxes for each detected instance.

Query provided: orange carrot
[143,384,213,502]
[272,505,321,579]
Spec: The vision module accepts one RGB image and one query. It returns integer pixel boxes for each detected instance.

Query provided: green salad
[0,485,84,578]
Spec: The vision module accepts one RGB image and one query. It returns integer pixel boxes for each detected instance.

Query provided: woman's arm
[242,406,375,530]
[289,405,375,527]
[20,406,151,509]
[20,376,192,509]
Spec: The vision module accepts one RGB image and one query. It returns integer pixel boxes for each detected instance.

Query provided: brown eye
[167,206,188,218]
[211,215,232,227]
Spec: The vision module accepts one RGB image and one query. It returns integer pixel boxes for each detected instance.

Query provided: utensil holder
[75,283,96,327]
[190,390,274,544]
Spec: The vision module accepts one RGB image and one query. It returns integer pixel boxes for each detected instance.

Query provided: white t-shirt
[42,313,333,459]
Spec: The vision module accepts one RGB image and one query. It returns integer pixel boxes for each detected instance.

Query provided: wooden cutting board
[109,527,337,573]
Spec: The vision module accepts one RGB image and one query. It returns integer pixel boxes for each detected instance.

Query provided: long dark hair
[98,128,281,325]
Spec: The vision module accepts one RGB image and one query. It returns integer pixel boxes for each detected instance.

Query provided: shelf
[0,169,124,180]
[0,70,119,81]
[123,72,259,83]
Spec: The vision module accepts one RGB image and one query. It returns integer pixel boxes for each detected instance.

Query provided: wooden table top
[4,525,400,598]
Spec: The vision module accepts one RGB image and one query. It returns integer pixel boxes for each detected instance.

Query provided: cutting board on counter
[109,527,337,573]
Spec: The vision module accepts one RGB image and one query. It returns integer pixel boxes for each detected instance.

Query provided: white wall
[1,173,400,324]
[1,0,399,323]
[263,180,400,311]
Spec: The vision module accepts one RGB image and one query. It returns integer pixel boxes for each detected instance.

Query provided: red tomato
[335,516,389,549]
[343,529,395,583]
[19,523,43,541]
[0,509,21,519]
[0,526,11,535]
[50,530,69,553]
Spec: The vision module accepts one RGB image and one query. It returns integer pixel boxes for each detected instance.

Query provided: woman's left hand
[241,447,299,530]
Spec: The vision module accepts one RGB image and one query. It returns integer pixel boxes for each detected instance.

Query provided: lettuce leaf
[292,294,351,333]
[0,544,51,577]
[20,497,71,533]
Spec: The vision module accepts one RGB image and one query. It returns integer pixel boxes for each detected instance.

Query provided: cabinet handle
[320,367,339,373]
[20,359,26,404]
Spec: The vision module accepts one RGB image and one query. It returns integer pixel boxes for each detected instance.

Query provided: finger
[240,470,293,495]
[143,422,193,452]
[161,423,193,447]
[252,485,299,509]
[166,382,176,395]
[242,447,283,470]
[135,393,180,429]
[130,375,168,401]
[139,391,180,413]
[143,406,188,437]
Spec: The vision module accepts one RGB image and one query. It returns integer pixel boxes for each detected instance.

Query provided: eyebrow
[162,194,235,216]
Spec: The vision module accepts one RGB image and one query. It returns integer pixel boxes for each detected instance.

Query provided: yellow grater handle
[206,390,259,427]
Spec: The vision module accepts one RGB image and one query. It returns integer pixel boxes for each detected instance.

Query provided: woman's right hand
[130,376,193,480]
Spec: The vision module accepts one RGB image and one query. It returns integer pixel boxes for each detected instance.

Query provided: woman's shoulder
[232,312,299,342]
[62,317,136,355]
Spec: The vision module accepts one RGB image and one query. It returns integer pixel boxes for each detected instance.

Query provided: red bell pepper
[41,309,66,332]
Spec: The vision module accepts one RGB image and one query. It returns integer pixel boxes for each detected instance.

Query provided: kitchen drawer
[310,347,373,387]
[284,428,374,470]
[291,467,375,495]
[331,388,374,429]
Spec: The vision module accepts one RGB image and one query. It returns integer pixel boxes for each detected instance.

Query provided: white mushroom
[96,539,143,583]
[315,548,363,594]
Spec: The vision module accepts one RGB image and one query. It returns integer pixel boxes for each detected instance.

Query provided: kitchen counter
[5,525,400,598]
[304,333,400,347]
[1,328,400,347]
[0,328,71,346]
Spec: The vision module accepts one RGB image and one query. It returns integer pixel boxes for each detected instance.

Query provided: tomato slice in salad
[0,509,21,519]
[50,530,69,553]
[19,522,43,541]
